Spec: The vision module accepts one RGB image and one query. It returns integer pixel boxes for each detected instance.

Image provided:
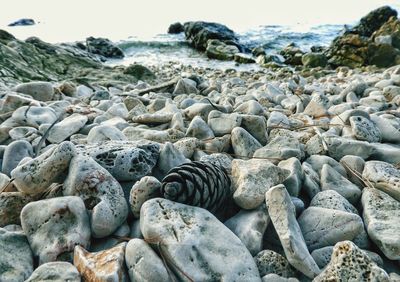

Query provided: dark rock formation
[8,18,35,27]
[168,22,184,34]
[85,37,124,59]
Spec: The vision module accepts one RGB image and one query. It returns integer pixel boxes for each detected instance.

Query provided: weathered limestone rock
[265,185,320,278]
[129,176,161,218]
[232,159,290,209]
[20,196,91,264]
[26,262,80,282]
[0,192,33,226]
[140,198,261,281]
[74,243,127,281]
[254,250,296,278]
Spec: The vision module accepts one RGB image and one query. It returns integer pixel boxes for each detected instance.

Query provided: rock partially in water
[86,36,124,59]
[20,196,91,264]
[140,198,261,281]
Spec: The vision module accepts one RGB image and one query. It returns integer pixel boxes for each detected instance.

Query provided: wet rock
[265,184,320,278]
[231,127,262,158]
[26,262,80,282]
[254,250,296,278]
[224,204,270,255]
[0,227,33,281]
[2,140,33,176]
[84,140,159,182]
[12,141,76,195]
[20,196,91,264]
[298,206,364,251]
[129,176,161,218]
[140,198,261,281]
[314,241,390,282]
[232,159,290,209]
[46,113,88,143]
[320,164,362,204]
[234,53,256,64]
[362,187,400,260]
[0,192,33,226]
[125,238,173,282]
[63,155,128,238]
[206,39,240,60]
[74,243,127,281]
[86,36,124,58]
[15,81,54,101]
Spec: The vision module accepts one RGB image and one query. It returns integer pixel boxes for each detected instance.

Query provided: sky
[0,0,399,42]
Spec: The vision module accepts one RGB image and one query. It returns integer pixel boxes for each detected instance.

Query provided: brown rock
[74,243,128,282]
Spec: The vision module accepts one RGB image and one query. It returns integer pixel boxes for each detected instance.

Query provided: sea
[1,0,400,70]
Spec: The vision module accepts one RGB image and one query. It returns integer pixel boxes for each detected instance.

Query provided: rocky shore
[1,5,400,282]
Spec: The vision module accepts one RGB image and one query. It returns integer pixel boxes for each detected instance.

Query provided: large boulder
[183,21,242,51]
[351,6,398,37]
[85,36,124,58]
[372,16,400,49]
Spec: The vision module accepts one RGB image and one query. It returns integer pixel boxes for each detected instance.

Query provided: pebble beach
[1,4,400,282]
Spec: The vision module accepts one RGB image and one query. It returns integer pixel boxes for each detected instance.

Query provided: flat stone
[208,110,242,136]
[0,192,34,226]
[224,204,270,255]
[125,239,173,282]
[298,206,364,251]
[26,262,80,282]
[47,113,88,143]
[254,250,296,278]
[83,140,159,182]
[87,125,127,144]
[140,198,261,281]
[11,141,76,195]
[324,135,375,160]
[12,106,58,128]
[362,187,400,260]
[320,164,362,204]
[132,113,174,125]
[2,140,33,176]
[362,161,400,202]
[63,155,128,238]
[15,81,54,101]
[130,176,161,218]
[0,228,33,281]
[232,159,290,209]
[314,241,390,282]
[74,243,127,281]
[20,196,91,264]
[231,127,262,158]
[265,184,320,278]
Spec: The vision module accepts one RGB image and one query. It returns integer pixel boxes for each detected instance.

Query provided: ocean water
[1,0,400,69]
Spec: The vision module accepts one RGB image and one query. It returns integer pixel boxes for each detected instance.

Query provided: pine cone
[161,161,231,213]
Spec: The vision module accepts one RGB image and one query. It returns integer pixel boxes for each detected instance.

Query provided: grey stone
[324,135,375,160]
[11,141,76,195]
[261,274,299,282]
[0,192,33,227]
[298,207,364,251]
[314,241,390,282]
[339,155,365,188]
[265,184,320,278]
[199,153,233,173]
[232,159,290,209]
[130,176,161,218]
[140,198,261,281]
[83,140,159,182]
[153,142,190,179]
[234,100,265,116]
[8,126,39,142]
[254,135,304,163]
[302,162,321,199]
[320,164,362,204]
[20,196,91,264]
[231,127,262,158]
[173,78,199,95]
[15,81,54,101]
[208,110,242,136]
[240,114,268,145]
[26,262,80,282]
[362,187,400,260]
[267,111,290,132]
[125,239,173,282]
[254,250,296,277]
[186,116,215,140]
[0,227,33,281]
[87,124,127,144]
[224,204,270,255]
[362,161,400,202]
[46,113,88,143]
[278,158,303,197]
[310,190,358,214]
[349,116,381,142]
[305,155,347,177]
[2,140,33,176]
[12,106,57,128]
[63,155,128,238]
[173,137,200,159]
[371,114,400,143]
